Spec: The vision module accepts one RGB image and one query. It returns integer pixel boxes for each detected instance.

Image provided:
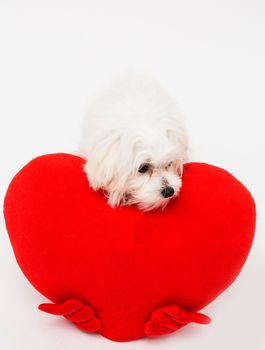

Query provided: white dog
[80,72,188,211]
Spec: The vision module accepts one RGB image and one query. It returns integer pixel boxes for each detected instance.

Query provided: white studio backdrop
[0,1,264,349]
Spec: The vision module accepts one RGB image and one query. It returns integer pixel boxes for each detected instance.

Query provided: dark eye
[138,163,149,173]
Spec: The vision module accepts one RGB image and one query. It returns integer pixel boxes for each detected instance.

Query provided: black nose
[161,186,175,198]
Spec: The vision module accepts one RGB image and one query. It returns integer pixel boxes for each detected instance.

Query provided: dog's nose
[161,186,175,198]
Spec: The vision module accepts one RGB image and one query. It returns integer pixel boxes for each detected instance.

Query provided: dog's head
[84,122,188,211]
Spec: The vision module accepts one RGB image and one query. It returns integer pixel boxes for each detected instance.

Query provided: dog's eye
[167,161,173,167]
[138,163,149,173]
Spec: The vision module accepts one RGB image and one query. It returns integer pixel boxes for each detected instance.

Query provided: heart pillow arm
[39,299,101,333]
[144,304,211,337]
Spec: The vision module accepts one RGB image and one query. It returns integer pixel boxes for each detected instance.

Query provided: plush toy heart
[4,154,256,342]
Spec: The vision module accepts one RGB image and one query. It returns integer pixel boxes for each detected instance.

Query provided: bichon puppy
[80,72,188,211]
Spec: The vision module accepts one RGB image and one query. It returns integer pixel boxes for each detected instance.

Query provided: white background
[0,0,265,349]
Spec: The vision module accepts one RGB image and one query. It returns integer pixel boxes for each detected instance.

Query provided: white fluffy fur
[79,72,188,211]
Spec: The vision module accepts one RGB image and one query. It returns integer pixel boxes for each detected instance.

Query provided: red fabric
[144,304,211,336]
[39,299,101,332]
[4,153,256,342]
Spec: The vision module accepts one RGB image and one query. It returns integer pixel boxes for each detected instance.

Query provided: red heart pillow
[4,153,256,342]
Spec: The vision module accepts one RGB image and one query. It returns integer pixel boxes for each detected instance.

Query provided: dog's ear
[84,132,121,189]
[165,123,188,177]
[83,131,132,207]
[166,124,188,161]
[166,127,187,152]
[174,159,184,177]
